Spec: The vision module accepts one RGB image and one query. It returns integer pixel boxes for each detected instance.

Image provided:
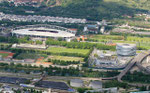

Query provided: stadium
[116,43,136,56]
[11,24,76,39]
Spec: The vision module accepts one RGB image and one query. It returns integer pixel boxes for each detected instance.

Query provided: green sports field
[46,47,90,55]
[48,55,84,61]
[0,53,9,57]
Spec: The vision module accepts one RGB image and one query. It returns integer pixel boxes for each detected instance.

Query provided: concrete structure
[12,43,48,49]
[70,79,83,88]
[116,43,136,56]
[11,24,76,39]
[42,89,52,93]
[89,81,102,89]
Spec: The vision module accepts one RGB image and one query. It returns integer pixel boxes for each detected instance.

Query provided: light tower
[99,20,107,34]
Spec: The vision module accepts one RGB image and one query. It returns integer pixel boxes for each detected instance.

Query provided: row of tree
[47,58,80,66]
[0,62,119,78]
[46,38,116,50]
[122,71,150,84]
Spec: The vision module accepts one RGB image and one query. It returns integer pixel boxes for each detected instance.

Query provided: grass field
[90,35,150,43]
[48,55,84,61]
[89,35,150,49]
[90,35,124,41]
[46,47,90,55]
[0,43,11,45]
[0,53,9,57]
[127,36,150,43]
[16,53,48,59]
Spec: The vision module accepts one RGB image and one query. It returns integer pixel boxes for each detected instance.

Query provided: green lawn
[48,55,84,61]
[0,53,9,57]
[90,35,124,40]
[47,47,90,55]
[15,53,48,59]
[88,35,150,50]
[0,43,10,45]
[127,36,150,43]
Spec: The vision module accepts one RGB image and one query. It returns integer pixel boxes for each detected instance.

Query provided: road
[117,52,148,82]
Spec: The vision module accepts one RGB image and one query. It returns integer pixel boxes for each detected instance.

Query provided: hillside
[0,0,149,20]
[104,0,150,11]
[46,0,150,11]
[38,0,145,20]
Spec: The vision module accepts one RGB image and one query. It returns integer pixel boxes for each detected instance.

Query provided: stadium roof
[12,27,75,38]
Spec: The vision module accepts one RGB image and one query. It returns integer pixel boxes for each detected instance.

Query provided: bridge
[102,51,150,82]
[31,72,47,85]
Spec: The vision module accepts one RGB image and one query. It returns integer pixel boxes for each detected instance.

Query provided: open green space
[15,53,48,60]
[0,43,10,46]
[0,53,9,57]
[48,55,84,62]
[46,47,90,55]
[0,43,11,50]
[15,53,84,66]
[89,35,150,50]
[127,36,150,43]
[90,35,124,40]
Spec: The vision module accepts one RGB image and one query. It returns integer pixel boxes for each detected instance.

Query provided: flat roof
[117,43,136,48]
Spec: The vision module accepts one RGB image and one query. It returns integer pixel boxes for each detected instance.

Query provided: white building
[116,43,136,56]
[70,79,83,88]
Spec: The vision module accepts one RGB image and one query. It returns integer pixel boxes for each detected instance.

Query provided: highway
[117,59,136,82]
[136,62,150,74]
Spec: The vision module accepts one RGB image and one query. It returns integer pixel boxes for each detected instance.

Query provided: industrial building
[70,79,83,88]
[11,24,76,39]
[89,81,102,89]
[116,43,136,56]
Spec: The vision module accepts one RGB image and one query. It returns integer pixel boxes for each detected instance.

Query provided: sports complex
[11,24,76,38]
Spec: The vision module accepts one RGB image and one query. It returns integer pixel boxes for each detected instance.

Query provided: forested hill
[1,0,149,20]
[104,0,150,11]
[46,0,150,11]
[39,0,147,20]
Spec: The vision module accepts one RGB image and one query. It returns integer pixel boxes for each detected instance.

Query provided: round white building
[70,79,83,88]
[116,43,136,56]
